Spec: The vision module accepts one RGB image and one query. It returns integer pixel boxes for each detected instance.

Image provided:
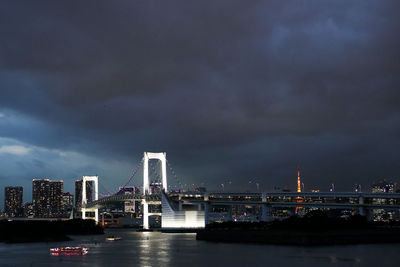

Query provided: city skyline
[0,151,400,209]
[1,172,399,211]
[1,173,399,222]
[1,1,400,208]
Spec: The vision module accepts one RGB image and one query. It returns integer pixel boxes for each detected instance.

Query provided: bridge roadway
[85,194,161,208]
[85,191,400,210]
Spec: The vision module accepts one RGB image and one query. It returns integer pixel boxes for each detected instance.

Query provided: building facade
[4,186,23,217]
[61,192,73,217]
[32,179,50,217]
[24,202,34,218]
[371,180,397,221]
[49,180,63,217]
[32,179,64,218]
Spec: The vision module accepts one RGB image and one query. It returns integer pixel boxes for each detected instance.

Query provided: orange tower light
[297,166,301,193]
[296,166,302,213]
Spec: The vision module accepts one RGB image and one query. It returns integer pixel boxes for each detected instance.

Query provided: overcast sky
[1,1,399,205]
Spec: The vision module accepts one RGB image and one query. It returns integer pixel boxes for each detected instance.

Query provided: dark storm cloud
[0,0,399,192]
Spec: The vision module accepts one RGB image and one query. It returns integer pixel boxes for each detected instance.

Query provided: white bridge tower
[81,175,99,222]
[142,152,167,229]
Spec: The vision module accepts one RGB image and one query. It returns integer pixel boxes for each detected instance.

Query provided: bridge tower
[143,152,167,229]
[81,175,99,223]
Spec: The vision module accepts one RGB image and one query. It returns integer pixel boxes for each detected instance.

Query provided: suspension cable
[122,157,144,188]
[149,160,161,182]
[166,160,183,190]
[98,180,113,196]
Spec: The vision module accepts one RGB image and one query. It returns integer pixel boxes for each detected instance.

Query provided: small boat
[106,236,122,241]
[49,247,88,256]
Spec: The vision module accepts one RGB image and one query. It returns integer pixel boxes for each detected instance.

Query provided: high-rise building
[75,179,93,211]
[32,179,50,217]
[75,180,82,211]
[4,186,23,217]
[372,180,395,193]
[49,180,63,217]
[61,192,73,217]
[24,202,34,218]
[371,180,397,221]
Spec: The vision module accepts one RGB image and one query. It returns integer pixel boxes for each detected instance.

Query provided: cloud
[0,113,4,118]
[0,0,399,195]
[0,145,30,156]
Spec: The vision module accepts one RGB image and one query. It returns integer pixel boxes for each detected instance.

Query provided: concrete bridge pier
[204,202,210,225]
[261,204,272,222]
[81,208,99,223]
[178,201,183,211]
[359,196,367,217]
[143,200,149,230]
[226,205,233,221]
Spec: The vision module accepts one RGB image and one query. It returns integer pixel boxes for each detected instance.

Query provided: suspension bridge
[79,152,400,230]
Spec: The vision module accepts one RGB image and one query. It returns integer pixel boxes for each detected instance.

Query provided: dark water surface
[0,229,398,267]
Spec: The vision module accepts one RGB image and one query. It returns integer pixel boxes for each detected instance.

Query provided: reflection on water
[0,229,399,267]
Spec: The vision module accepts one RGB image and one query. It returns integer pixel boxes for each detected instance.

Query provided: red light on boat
[49,247,88,255]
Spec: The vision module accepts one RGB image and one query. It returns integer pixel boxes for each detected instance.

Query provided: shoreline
[196,228,400,246]
[196,212,400,246]
[0,219,104,244]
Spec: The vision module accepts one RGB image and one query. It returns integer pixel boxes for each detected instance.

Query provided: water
[0,229,399,267]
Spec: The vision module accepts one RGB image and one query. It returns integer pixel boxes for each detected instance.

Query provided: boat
[49,247,89,256]
[106,236,122,241]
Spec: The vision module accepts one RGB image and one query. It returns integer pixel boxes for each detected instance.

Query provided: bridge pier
[262,192,267,202]
[81,208,99,222]
[359,196,366,216]
[204,202,210,225]
[261,204,272,222]
[80,176,99,223]
[227,205,233,221]
[261,193,272,222]
[179,201,182,211]
[143,200,149,230]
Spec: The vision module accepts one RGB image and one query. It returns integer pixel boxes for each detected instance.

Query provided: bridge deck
[85,191,400,210]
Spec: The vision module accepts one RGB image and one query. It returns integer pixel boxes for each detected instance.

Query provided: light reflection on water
[0,229,398,267]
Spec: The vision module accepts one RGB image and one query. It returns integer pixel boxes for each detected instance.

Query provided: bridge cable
[122,157,144,188]
[150,160,161,182]
[98,180,114,196]
[166,160,184,191]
